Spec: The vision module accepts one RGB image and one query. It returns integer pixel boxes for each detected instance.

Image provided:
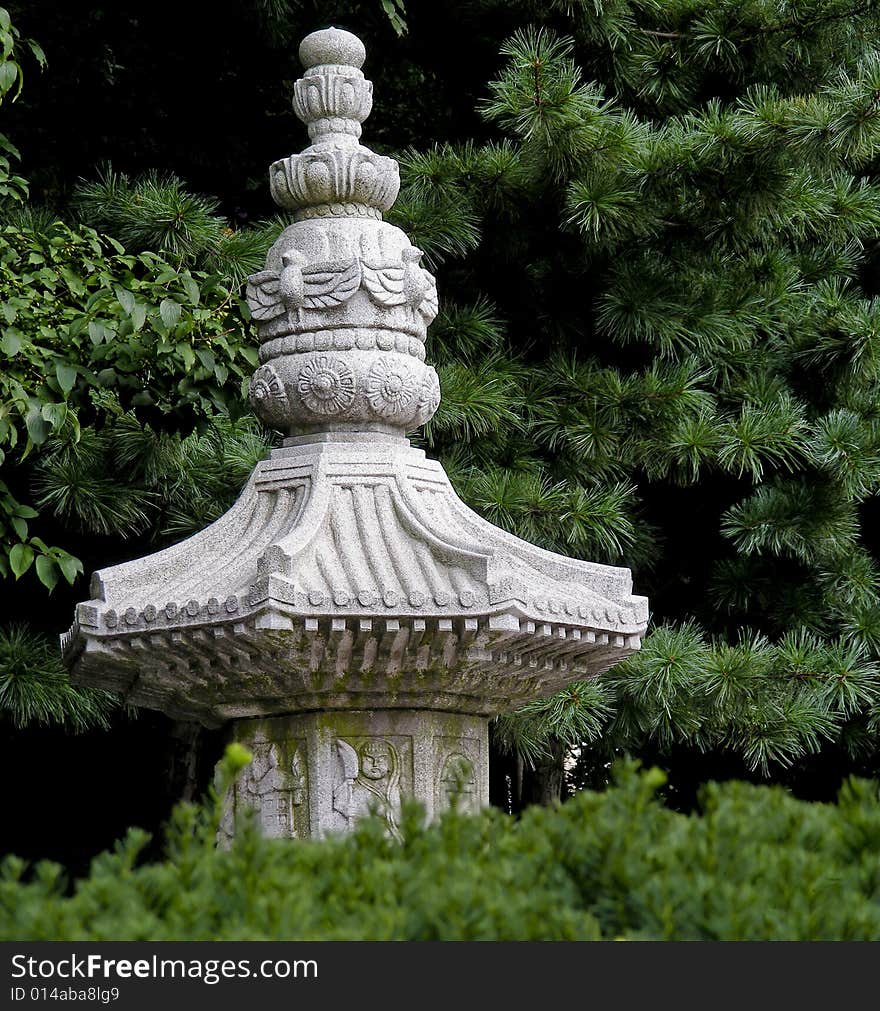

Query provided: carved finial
[290,28,374,149]
[249,29,440,439]
[271,28,390,218]
[299,27,366,71]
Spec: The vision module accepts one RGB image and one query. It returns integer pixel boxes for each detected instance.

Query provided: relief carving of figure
[243,741,306,837]
[361,244,433,322]
[437,752,477,813]
[351,738,403,841]
[247,254,362,325]
[330,738,359,832]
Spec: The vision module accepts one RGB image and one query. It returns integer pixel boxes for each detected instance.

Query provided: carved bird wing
[417,272,439,322]
[301,258,362,309]
[361,261,408,307]
[246,270,285,321]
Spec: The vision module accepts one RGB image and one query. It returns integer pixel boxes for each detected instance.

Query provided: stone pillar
[219,711,487,842]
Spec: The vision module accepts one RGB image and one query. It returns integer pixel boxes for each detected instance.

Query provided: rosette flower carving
[251,366,285,403]
[365,356,418,418]
[250,365,290,428]
[416,366,441,423]
[297,355,356,415]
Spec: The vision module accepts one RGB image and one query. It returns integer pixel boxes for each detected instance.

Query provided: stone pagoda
[62,27,648,840]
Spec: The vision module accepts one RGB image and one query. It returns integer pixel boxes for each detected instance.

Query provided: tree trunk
[166,720,206,803]
[520,735,567,807]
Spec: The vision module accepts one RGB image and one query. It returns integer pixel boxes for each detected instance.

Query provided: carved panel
[365,355,418,418]
[228,738,309,839]
[292,72,373,127]
[330,734,413,840]
[434,736,481,814]
[297,355,357,414]
[249,364,290,428]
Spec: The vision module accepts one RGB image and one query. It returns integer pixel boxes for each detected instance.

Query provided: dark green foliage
[0,624,117,730]
[72,168,284,284]
[4,759,880,940]
[32,410,274,543]
[0,4,43,203]
[5,0,880,796]
[393,2,880,781]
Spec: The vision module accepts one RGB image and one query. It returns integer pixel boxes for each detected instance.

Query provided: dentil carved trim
[295,203,381,221]
[259,330,426,364]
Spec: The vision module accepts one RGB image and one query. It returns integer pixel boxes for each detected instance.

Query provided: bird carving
[246,269,285,322]
[361,245,433,320]
[246,252,362,324]
[418,270,439,326]
[279,249,308,312]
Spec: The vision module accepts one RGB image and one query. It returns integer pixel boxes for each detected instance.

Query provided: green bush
[3,760,879,940]
[0,220,257,587]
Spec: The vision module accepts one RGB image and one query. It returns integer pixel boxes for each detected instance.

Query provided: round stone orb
[299,28,366,70]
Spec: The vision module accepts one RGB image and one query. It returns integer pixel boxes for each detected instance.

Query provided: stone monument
[62,27,648,840]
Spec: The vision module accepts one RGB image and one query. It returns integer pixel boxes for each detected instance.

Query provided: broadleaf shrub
[0,220,255,585]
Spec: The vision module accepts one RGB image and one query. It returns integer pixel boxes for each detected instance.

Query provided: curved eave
[64,602,645,727]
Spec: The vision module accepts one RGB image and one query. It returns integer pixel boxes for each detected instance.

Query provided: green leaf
[0,61,17,96]
[114,286,136,314]
[196,348,215,372]
[0,133,18,157]
[25,408,51,446]
[131,302,147,331]
[58,553,83,585]
[1,302,16,324]
[88,320,106,345]
[41,402,67,429]
[59,265,86,295]
[0,9,10,32]
[10,515,26,539]
[175,342,196,370]
[55,362,77,393]
[181,275,200,305]
[160,298,182,328]
[35,554,59,591]
[1,328,21,355]
[9,542,34,579]
[27,40,47,67]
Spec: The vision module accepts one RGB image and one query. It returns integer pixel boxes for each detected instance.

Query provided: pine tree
[391,0,880,802]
